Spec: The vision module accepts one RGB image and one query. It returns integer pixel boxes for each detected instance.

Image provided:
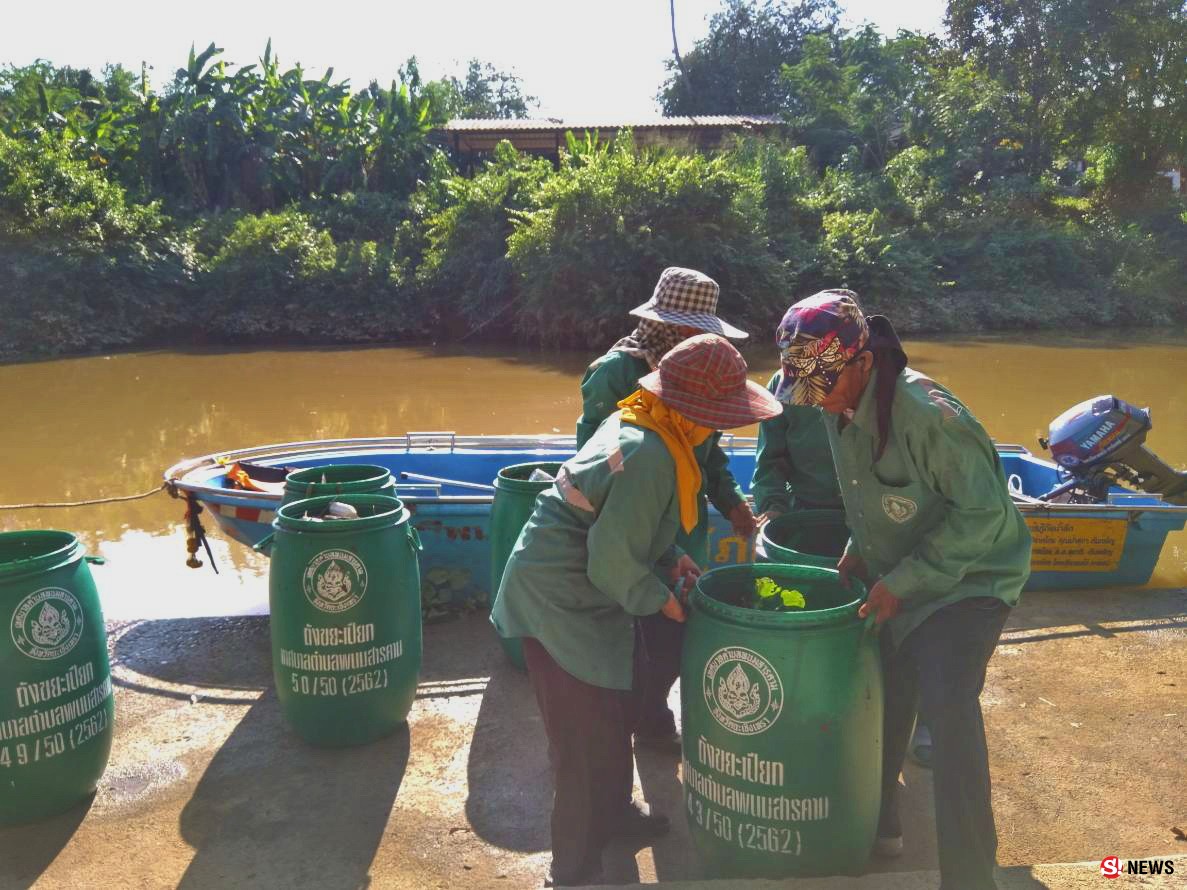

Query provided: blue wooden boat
[165,433,1187,608]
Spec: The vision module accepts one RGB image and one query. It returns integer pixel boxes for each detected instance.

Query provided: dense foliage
[3,6,1187,363]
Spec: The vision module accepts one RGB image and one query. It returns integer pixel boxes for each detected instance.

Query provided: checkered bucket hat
[639,334,782,429]
[630,267,749,340]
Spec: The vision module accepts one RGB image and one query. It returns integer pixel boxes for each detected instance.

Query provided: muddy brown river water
[1,335,1185,618]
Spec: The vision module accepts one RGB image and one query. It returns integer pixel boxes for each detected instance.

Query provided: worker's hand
[837,550,868,589]
[755,508,784,529]
[670,554,702,600]
[857,580,901,625]
[729,501,758,537]
[660,591,687,623]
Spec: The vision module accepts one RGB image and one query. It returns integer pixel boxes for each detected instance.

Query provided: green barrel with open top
[269,494,421,747]
[0,530,114,824]
[490,461,563,670]
[756,509,850,570]
[281,464,395,507]
[681,563,881,878]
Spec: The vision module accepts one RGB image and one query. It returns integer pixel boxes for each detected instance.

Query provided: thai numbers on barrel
[285,668,390,698]
[686,792,804,854]
[687,793,733,842]
[738,822,801,856]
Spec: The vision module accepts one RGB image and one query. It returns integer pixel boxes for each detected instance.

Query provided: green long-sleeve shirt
[575,348,745,565]
[752,371,843,513]
[491,417,681,689]
[828,367,1032,645]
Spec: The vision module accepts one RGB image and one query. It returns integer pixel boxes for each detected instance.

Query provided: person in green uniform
[494,334,781,888]
[774,291,1031,890]
[751,373,843,525]
[576,266,756,751]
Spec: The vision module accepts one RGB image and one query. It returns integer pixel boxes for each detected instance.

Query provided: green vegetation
[3,3,1187,362]
[754,577,807,610]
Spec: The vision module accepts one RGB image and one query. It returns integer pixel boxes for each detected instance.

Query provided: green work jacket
[575,348,745,566]
[491,417,680,690]
[827,367,1032,645]
[752,372,843,513]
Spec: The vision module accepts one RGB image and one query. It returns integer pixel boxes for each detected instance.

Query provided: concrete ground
[1,588,1185,890]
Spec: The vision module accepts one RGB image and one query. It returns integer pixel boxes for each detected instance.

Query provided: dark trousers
[634,612,684,737]
[880,597,1010,890]
[522,637,640,883]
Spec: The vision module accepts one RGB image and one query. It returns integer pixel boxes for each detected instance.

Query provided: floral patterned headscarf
[773,290,870,406]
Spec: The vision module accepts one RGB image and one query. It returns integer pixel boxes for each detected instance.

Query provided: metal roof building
[433,115,782,161]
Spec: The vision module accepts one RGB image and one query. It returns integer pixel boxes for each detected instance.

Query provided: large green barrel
[281,464,395,507]
[269,494,422,747]
[756,509,849,569]
[0,531,114,824]
[681,563,881,878]
[490,462,563,670]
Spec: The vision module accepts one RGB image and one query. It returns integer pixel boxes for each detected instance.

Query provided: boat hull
[166,435,1187,605]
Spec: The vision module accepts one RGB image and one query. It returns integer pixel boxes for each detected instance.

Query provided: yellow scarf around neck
[617,389,713,533]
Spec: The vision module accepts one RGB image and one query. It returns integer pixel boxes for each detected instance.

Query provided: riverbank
[2,589,1183,889]
[3,305,1187,368]
[5,133,1187,368]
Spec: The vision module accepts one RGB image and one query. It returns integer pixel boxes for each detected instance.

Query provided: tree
[1065,0,1187,195]
[436,59,537,120]
[948,0,1187,192]
[782,27,931,170]
[658,0,840,114]
[945,0,1071,176]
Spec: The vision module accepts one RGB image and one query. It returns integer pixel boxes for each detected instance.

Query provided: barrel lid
[760,508,848,552]
[493,461,564,492]
[284,464,392,489]
[0,530,83,580]
[275,494,407,533]
[692,563,865,629]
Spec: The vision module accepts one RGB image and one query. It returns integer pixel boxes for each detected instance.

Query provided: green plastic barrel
[269,494,422,747]
[756,509,849,569]
[681,563,882,878]
[281,464,395,507]
[490,462,563,670]
[0,531,114,824]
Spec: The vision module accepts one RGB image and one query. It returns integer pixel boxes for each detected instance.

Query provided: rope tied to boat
[0,482,168,511]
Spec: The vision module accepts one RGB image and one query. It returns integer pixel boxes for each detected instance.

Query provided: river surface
[2,335,1185,619]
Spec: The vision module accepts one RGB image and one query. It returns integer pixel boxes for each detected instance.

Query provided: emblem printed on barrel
[10,588,85,661]
[703,647,783,736]
[303,550,368,613]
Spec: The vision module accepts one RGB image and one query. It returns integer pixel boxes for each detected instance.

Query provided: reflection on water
[1,335,1184,618]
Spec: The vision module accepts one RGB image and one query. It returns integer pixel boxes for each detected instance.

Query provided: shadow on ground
[110,616,272,699]
[175,688,409,890]
[1001,587,1187,643]
[0,797,92,890]
[463,649,551,854]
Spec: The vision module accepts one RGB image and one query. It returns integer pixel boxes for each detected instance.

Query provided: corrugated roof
[437,115,780,132]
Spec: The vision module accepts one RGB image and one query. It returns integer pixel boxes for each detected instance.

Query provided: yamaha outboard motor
[1039,396,1187,505]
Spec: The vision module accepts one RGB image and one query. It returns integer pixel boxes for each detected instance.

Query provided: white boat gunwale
[164,433,1186,516]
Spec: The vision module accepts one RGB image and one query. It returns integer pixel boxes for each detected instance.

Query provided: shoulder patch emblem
[913,377,964,420]
[882,494,917,523]
[607,447,625,474]
[928,390,964,421]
